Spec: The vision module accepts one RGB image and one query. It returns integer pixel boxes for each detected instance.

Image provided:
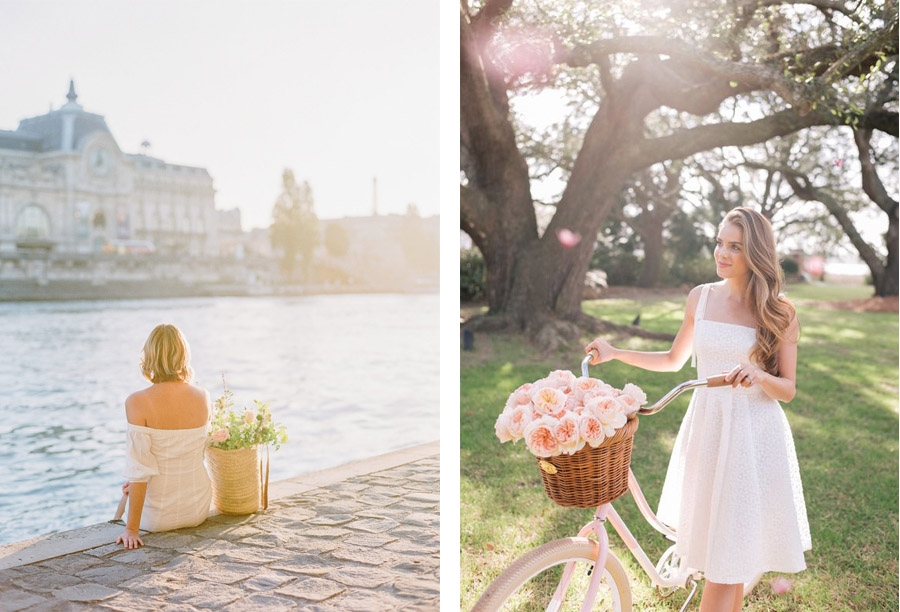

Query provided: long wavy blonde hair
[721,208,797,376]
[140,324,194,383]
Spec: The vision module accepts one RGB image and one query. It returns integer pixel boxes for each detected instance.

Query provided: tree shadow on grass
[461,304,898,611]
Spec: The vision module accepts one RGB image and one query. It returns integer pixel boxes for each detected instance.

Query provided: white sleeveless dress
[123,423,212,532]
[656,283,811,584]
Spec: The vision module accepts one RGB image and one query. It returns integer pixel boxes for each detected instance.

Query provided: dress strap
[691,284,712,368]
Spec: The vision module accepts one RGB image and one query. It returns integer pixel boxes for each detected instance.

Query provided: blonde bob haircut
[140,324,194,383]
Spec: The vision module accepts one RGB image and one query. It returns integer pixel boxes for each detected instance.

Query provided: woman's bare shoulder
[125,389,150,425]
[685,284,706,311]
[186,384,211,402]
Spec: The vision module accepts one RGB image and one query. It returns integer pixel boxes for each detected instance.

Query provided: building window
[92,211,107,229]
[15,204,51,240]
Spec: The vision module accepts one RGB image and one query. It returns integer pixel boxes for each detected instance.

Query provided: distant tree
[324,222,350,257]
[270,170,319,281]
[620,162,684,287]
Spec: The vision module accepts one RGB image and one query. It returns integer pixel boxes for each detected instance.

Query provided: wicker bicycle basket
[536,415,639,508]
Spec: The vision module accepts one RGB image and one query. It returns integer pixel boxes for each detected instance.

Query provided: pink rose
[573,377,603,403]
[585,396,626,437]
[505,383,534,411]
[244,410,256,424]
[617,393,639,417]
[524,416,560,458]
[506,404,533,440]
[494,412,513,443]
[512,382,534,405]
[211,429,229,443]
[532,387,567,418]
[579,414,606,447]
[545,369,576,393]
[581,385,615,405]
[621,383,647,407]
[554,414,585,455]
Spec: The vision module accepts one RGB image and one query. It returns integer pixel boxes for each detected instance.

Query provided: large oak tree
[461,0,898,342]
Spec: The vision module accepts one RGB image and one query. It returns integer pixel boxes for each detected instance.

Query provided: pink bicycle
[473,354,762,612]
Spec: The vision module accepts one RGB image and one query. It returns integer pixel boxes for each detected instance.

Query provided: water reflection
[0,293,438,545]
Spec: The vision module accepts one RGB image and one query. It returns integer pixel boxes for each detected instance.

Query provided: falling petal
[770,577,793,594]
[556,229,581,248]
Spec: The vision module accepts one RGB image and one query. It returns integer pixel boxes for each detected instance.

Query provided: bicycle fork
[547,502,699,612]
[547,504,612,612]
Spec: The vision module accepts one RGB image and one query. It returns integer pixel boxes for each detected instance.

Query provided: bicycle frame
[543,355,733,611]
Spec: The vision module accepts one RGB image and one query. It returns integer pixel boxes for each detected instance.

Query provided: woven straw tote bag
[207,445,270,515]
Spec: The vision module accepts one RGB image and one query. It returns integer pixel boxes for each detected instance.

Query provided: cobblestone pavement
[0,453,439,611]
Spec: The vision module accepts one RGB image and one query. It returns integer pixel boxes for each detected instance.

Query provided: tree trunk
[854,129,899,297]
[638,231,665,287]
[875,206,898,296]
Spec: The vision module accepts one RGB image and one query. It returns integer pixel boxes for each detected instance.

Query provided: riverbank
[0,279,438,302]
[0,441,439,611]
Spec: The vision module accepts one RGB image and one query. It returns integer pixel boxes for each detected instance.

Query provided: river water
[0,293,439,546]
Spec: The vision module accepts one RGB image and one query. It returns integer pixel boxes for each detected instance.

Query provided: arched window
[15,205,51,240]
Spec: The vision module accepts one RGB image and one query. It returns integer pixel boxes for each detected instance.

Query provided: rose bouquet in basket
[206,381,288,515]
[496,369,648,507]
[495,369,647,457]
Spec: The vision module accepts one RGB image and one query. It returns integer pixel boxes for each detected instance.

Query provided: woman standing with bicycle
[586,207,811,612]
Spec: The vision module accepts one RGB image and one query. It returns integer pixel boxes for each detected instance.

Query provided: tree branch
[460,5,533,207]
[636,110,816,166]
[756,0,860,19]
[460,184,496,251]
[560,36,811,112]
[635,107,896,168]
[471,0,514,32]
[860,110,900,136]
[854,129,899,214]
[820,17,899,83]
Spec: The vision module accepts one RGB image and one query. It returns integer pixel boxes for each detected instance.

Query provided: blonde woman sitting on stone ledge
[116,324,213,549]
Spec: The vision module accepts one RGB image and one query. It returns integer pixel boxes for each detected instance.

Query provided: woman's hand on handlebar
[723,363,762,388]
[585,338,617,365]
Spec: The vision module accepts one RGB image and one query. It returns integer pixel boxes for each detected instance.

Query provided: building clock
[89,148,111,177]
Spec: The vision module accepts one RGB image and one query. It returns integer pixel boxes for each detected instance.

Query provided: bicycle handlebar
[581,352,730,417]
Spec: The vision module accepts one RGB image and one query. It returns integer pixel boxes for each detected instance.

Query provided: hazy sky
[0,1,438,230]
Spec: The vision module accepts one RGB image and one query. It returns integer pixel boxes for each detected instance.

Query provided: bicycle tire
[472,537,633,612]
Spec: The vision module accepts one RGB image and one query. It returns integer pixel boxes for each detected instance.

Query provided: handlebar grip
[706,374,730,387]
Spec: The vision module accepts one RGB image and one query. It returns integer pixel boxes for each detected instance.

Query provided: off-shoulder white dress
[123,423,212,532]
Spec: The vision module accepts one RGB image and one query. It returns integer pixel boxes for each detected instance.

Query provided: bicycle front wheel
[472,537,633,612]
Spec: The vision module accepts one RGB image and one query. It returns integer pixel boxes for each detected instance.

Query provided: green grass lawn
[461,285,898,611]
[784,282,875,302]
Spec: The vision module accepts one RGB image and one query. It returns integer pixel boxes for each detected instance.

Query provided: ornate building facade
[0,82,217,256]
